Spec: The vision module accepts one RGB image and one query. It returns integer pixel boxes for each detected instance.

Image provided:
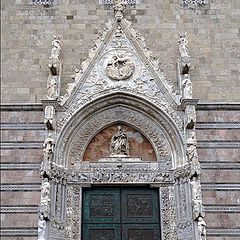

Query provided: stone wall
[1,105,43,239]
[196,103,240,239]
[1,103,240,239]
[1,0,240,103]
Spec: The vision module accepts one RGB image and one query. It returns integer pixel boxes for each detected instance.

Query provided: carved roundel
[99,50,138,81]
[105,50,135,80]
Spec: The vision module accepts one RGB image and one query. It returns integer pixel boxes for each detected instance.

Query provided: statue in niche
[191,176,205,220]
[186,131,198,163]
[178,32,190,58]
[49,36,61,76]
[41,179,51,204]
[197,217,207,240]
[110,126,130,156]
[185,105,196,129]
[182,74,192,99]
[43,133,55,160]
[44,105,55,130]
[47,75,59,100]
[38,214,47,240]
[178,32,191,74]
[106,51,135,80]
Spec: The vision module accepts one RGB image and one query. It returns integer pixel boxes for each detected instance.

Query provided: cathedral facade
[1,1,240,240]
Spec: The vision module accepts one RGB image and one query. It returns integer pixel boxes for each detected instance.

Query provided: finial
[113,0,127,21]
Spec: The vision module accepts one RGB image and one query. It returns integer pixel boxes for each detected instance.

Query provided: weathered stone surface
[201,169,240,183]
[1,192,40,205]
[1,170,40,184]
[1,1,240,102]
[1,214,38,228]
[1,149,43,163]
[202,190,240,205]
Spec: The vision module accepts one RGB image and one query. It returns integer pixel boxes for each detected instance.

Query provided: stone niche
[83,124,157,161]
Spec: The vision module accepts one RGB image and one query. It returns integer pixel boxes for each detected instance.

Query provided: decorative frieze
[197,141,240,149]
[32,0,54,6]
[181,0,208,9]
[204,205,240,213]
[196,122,240,129]
[201,183,240,191]
[1,205,38,213]
[0,228,37,236]
[207,228,240,236]
[200,162,240,170]
[0,142,43,149]
[0,184,41,191]
[101,0,137,4]
[1,163,40,170]
[0,123,45,130]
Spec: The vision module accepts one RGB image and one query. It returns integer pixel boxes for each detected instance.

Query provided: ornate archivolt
[54,93,185,169]
[38,1,206,240]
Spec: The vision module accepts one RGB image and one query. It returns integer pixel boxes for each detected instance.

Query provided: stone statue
[113,0,127,21]
[43,133,55,160]
[178,32,189,58]
[197,217,207,240]
[38,214,47,240]
[182,74,192,99]
[44,105,55,130]
[191,176,204,219]
[185,105,196,129]
[41,179,51,204]
[106,52,135,80]
[178,32,191,74]
[186,132,198,163]
[49,36,61,76]
[110,126,130,156]
[47,75,59,100]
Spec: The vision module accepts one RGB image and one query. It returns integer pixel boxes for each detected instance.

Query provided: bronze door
[82,187,160,240]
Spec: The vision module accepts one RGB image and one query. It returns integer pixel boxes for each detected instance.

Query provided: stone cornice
[0,103,43,111]
[197,102,240,111]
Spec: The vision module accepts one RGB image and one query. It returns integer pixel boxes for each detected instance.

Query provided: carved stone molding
[160,186,178,240]
[1,205,38,213]
[204,205,240,213]
[207,228,240,236]
[0,228,37,237]
[1,163,40,170]
[1,142,43,149]
[197,141,240,149]
[200,162,240,170]
[202,183,240,191]
[196,122,240,129]
[0,184,41,191]
[55,95,185,168]
[0,123,45,130]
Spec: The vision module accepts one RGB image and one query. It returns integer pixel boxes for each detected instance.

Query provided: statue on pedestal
[182,74,192,99]
[38,214,47,240]
[44,105,55,130]
[178,32,191,74]
[110,126,129,156]
[197,217,207,240]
